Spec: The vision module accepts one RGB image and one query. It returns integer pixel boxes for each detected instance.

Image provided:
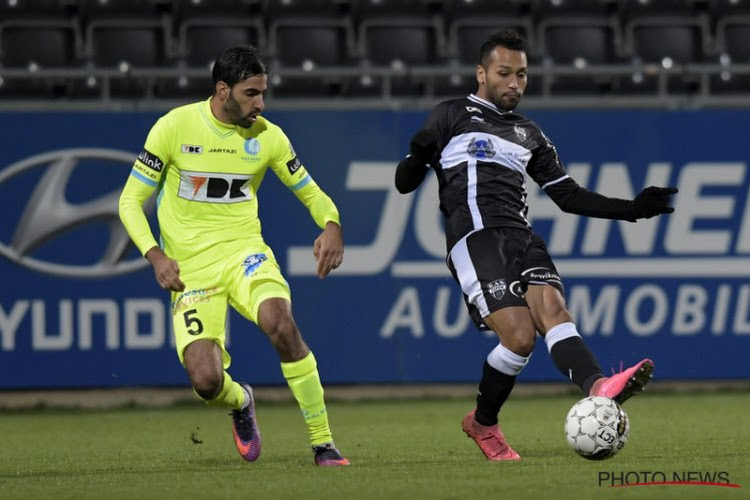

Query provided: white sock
[486,344,531,376]
[543,322,580,353]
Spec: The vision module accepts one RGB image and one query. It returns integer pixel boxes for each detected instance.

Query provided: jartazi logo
[0,148,153,278]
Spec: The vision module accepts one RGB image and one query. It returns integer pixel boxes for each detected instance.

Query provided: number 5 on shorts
[184,309,204,335]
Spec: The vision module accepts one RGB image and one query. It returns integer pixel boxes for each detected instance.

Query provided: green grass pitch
[1,392,748,500]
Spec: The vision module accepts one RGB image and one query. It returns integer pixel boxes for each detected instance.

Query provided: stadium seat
[618,0,698,16]
[620,15,710,94]
[710,0,750,16]
[172,0,266,69]
[540,18,619,65]
[78,0,169,24]
[1,0,748,103]
[340,71,383,97]
[433,69,477,99]
[532,0,616,15]
[359,20,443,66]
[354,0,440,18]
[0,19,80,67]
[0,0,74,19]
[173,0,261,17]
[264,0,352,17]
[716,15,750,62]
[269,73,346,98]
[538,17,620,94]
[269,20,354,67]
[87,20,168,67]
[443,0,531,18]
[0,75,72,99]
[154,70,214,100]
[355,0,446,70]
[711,15,750,93]
[0,18,81,98]
[448,17,534,65]
[85,19,170,97]
[626,19,709,64]
[177,18,264,68]
[709,70,750,95]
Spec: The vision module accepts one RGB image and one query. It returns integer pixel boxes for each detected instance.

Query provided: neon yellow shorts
[170,239,291,369]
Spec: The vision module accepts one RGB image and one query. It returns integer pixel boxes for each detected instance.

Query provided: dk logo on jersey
[178,170,253,203]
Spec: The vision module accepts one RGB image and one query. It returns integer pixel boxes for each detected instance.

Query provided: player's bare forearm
[313,221,344,278]
[146,246,185,292]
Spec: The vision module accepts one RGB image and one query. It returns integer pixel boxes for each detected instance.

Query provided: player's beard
[487,87,522,111]
[225,92,255,128]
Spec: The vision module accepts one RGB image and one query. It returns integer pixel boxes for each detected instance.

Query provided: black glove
[632,186,678,219]
[409,129,438,165]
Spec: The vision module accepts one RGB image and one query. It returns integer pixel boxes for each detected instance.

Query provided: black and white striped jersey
[422,93,571,252]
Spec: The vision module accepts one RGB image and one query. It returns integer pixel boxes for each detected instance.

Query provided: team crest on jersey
[242,253,267,276]
[244,138,261,156]
[467,137,496,159]
[514,125,528,142]
[488,279,507,300]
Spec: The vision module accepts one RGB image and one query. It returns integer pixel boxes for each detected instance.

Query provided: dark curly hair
[479,31,528,67]
[212,44,267,88]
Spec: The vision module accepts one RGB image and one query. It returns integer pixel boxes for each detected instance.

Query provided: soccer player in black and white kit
[395,31,677,461]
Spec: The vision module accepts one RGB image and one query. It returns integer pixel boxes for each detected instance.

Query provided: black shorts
[447,227,564,331]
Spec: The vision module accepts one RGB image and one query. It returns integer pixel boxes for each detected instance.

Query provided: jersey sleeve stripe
[290,175,312,191]
[541,175,570,190]
[130,169,158,187]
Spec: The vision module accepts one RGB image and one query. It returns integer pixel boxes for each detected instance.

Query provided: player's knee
[510,334,536,356]
[496,325,535,356]
[190,370,223,400]
[263,315,308,360]
[263,314,298,344]
[531,292,572,333]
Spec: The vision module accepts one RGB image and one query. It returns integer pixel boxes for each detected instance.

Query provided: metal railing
[1,62,749,111]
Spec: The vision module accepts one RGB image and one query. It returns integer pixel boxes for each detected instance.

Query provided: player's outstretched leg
[590,359,654,405]
[281,352,350,466]
[231,383,262,462]
[461,409,521,461]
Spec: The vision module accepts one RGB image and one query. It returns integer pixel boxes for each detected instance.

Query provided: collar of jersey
[467,94,513,116]
[200,97,239,138]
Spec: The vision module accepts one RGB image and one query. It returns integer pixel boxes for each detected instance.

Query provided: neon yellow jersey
[118,98,340,262]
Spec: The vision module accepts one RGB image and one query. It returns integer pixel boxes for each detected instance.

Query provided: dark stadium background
[1,0,750,400]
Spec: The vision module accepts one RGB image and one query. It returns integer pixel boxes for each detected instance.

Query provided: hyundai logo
[0,148,154,278]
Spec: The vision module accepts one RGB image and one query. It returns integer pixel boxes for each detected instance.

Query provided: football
[564,396,630,460]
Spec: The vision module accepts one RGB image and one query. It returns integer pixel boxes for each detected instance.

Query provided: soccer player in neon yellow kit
[118,44,349,466]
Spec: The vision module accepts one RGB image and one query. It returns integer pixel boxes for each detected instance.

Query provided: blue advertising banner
[1,108,749,388]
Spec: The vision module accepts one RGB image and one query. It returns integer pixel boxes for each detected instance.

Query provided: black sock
[549,336,603,394]
[474,361,516,426]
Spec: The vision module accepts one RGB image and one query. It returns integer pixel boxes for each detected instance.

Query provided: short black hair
[479,30,527,67]
[212,44,267,88]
